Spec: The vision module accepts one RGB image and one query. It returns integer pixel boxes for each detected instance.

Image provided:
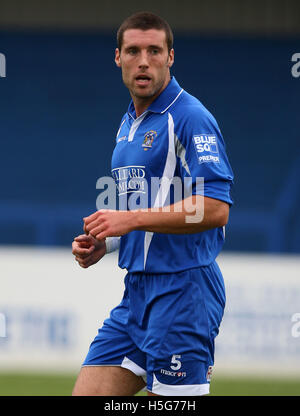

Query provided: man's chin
[132,87,156,99]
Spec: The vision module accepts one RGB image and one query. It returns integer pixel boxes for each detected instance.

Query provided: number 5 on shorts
[170,354,182,370]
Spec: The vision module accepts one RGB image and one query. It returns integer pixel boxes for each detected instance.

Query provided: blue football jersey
[111,77,234,273]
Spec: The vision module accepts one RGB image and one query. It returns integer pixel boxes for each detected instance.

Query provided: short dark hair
[117,12,174,52]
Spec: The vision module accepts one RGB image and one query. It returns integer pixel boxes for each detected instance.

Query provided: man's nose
[138,50,149,68]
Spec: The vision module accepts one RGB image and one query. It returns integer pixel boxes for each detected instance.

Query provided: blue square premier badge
[192,134,220,164]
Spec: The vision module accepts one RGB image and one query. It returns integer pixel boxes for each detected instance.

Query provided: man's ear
[167,48,174,68]
[115,48,121,67]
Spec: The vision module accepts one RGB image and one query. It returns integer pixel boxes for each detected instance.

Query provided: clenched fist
[72,233,106,268]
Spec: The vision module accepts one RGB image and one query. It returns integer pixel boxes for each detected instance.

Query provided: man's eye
[128,49,138,55]
[150,49,159,55]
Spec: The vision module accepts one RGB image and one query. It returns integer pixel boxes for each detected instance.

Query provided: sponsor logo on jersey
[142,130,157,150]
[111,166,146,195]
[192,134,220,164]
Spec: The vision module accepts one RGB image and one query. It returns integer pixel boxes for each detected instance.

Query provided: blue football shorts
[82,262,225,396]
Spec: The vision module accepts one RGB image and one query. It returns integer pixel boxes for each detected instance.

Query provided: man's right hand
[72,234,106,269]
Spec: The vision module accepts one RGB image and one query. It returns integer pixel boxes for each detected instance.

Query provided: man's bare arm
[134,195,229,234]
[83,195,229,240]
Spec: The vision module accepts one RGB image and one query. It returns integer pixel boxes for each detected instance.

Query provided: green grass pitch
[0,373,299,396]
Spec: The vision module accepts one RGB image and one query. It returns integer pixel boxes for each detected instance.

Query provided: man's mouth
[135,75,151,86]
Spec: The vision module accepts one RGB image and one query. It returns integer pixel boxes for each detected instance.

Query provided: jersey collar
[127,76,184,119]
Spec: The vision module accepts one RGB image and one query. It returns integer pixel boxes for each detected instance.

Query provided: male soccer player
[72,12,234,396]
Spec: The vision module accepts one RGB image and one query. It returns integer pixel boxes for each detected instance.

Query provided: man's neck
[131,75,171,118]
[132,96,155,118]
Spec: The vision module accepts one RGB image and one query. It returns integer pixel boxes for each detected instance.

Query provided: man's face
[115,29,174,101]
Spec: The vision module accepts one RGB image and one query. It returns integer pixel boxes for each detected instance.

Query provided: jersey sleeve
[174,106,234,206]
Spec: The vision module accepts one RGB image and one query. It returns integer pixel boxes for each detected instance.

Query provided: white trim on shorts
[82,357,147,387]
[82,357,147,381]
[121,356,147,383]
[150,374,210,396]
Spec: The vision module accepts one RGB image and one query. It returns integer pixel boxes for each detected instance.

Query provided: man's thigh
[72,365,146,396]
[73,318,148,396]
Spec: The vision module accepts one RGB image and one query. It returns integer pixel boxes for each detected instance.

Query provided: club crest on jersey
[142,130,157,150]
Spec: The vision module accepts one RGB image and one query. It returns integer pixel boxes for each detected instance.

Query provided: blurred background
[0,0,299,395]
